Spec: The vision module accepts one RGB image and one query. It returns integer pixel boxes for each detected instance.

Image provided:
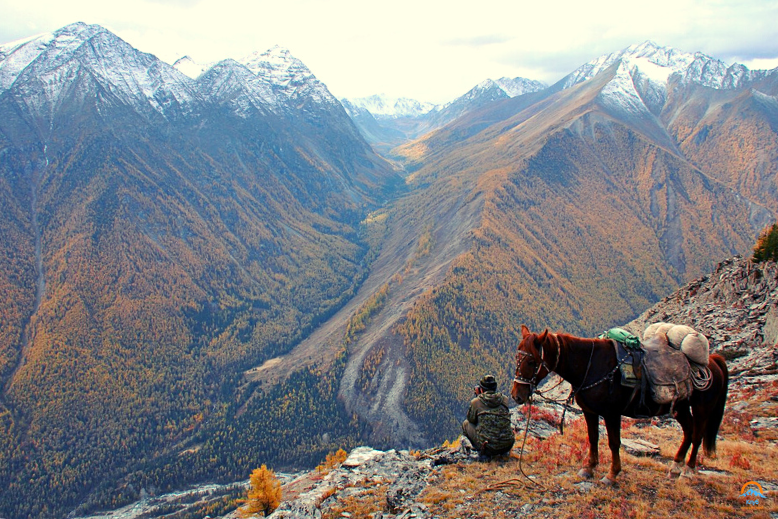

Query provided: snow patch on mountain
[0,31,56,91]
[197,59,277,117]
[172,55,214,79]
[1,22,349,129]
[561,40,778,120]
[493,76,547,97]
[597,61,655,118]
[565,40,774,94]
[2,22,201,122]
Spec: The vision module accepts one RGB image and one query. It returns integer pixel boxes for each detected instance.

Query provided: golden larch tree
[241,464,282,517]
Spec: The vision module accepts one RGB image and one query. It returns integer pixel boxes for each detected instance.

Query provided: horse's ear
[521,324,530,338]
[538,329,549,342]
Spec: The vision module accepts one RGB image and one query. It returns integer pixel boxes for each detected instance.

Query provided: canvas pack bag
[641,335,693,405]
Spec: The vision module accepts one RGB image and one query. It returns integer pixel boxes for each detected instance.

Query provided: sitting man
[462,375,515,457]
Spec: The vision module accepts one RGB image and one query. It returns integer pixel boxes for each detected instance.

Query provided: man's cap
[479,375,497,391]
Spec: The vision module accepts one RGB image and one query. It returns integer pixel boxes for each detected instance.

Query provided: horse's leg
[602,414,622,485]
[578,411,599,479]
[681,406,706,479]
[670,404,693,478]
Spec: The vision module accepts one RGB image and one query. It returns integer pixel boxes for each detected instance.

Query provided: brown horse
[511,325,728,484]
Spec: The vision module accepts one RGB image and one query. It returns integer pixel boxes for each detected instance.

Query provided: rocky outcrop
[625,255,778,377]
[263,446,467,519]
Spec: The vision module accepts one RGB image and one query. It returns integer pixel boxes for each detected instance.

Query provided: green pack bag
[602,327,642,351]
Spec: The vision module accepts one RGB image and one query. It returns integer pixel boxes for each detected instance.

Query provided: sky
[1,0,778,104]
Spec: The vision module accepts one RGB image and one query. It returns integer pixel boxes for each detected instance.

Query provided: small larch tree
[241,464,282,517]
[753,222,778,263]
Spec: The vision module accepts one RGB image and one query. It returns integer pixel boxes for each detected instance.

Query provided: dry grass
[318,384,778,519]
[415,414,778,519]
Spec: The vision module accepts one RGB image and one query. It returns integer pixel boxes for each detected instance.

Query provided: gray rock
[626,256,778,377]
[267,502,323,519]
[342,446,384,468]
[621,438,660,456]
[385,464,431,513]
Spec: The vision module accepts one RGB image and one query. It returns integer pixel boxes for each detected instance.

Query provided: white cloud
[1,0,777,103]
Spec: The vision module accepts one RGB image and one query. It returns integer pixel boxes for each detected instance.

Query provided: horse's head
[511,325,554,404]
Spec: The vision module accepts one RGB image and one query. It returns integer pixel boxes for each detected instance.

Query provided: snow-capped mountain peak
[344,94,437,119]
[238,45,337,106]
[560,40,778,121]
[563,40,772,92]
[493,76,547,97]
[562,41,695,90]
[0,22,103,91]
[1,22,201,123]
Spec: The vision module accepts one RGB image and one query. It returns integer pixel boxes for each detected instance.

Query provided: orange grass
[415,415,778,519]
[318,406,778,519]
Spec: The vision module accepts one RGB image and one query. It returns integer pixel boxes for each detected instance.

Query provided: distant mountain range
[0,24,776,519]
[341,77,548,150]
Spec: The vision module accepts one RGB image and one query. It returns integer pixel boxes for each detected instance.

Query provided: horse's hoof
[667,461,684,476]
[578,468,594,479]
[680,466,696,479]
[600,476,616,486]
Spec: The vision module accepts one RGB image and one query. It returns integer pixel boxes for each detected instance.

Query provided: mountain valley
[0,25,776,519]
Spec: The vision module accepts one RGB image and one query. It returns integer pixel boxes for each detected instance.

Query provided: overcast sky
[1,0,777,104]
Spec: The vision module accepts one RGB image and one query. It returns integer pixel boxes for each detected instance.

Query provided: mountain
[340,97,407,145]
[561,40,771,95]
[0,22,399,519]
[172,55,213,78]
[425,77,547,127]
[2,29,778,519]
[625,255,778,376]
[251,40,777,452]
[341,77,547,151]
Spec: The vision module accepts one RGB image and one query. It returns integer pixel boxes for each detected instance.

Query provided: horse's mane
[543,331,611,350]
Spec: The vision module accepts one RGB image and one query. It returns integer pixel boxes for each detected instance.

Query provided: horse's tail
[703,354,728,457]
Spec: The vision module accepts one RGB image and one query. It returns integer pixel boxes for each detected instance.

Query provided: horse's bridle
[513,336,560,395]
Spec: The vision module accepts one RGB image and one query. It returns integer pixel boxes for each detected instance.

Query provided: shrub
[753,222,778,263]
[241,464,282,517]
[316,448,348,475]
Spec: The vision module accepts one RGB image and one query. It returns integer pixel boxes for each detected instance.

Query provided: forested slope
[0,23,399,519]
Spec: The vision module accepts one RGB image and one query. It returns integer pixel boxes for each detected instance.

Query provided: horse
[511,325,729,484]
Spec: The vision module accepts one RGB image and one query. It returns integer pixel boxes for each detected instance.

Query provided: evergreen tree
[753,223,778,263]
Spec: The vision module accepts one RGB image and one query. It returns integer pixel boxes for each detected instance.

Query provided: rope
[514,392,548,491]
[476,477,526,494]
[691,365,712,391]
